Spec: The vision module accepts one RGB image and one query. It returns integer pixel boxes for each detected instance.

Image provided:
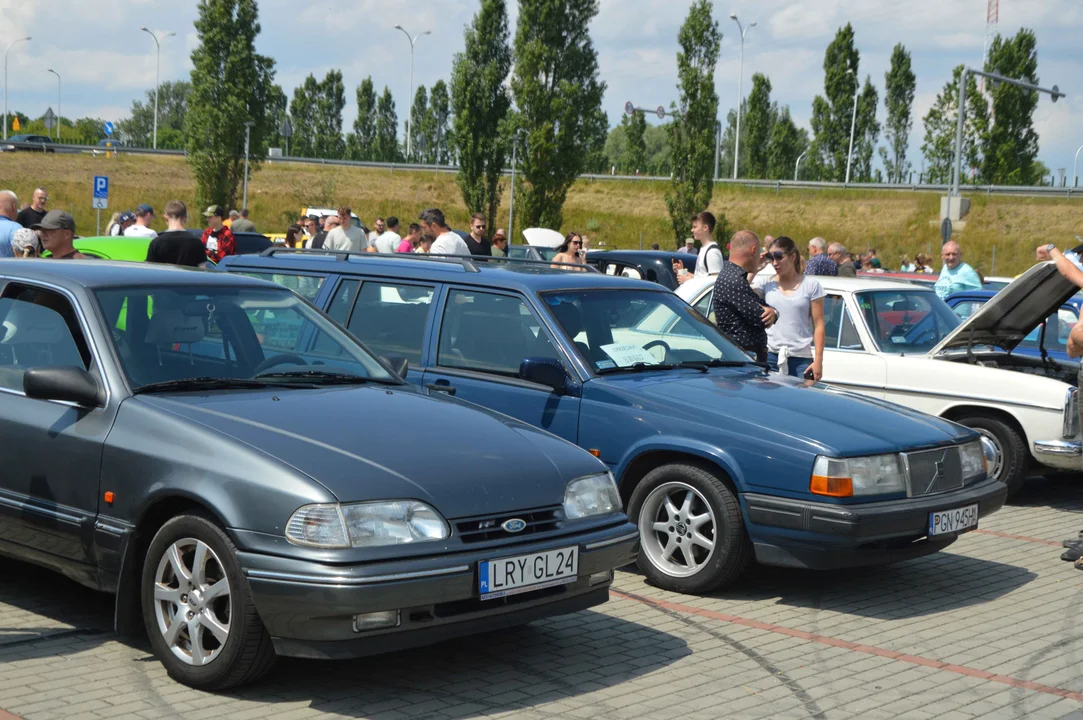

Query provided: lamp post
[729,14,755,180]
[794,150,808,181]
[4,36,31,141]
[508,131,522,246]
[141,27,175,150]
[393,24,431,161]
[242,120,255,210]
[840,69,857,185]
[1073,144,1082,189]
[47,68,60,141]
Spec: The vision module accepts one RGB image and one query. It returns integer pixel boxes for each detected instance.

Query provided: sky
[2,0,1081,180]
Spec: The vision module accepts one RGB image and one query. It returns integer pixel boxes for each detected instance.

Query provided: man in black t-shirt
[16,187,48,228]
[146,200,209,267]
[464,213,492,256]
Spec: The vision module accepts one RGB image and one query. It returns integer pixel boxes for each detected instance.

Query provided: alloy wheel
[638,481,717,577]
[153,538,233,666]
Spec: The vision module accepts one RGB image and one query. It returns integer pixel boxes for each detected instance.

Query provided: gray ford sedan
[0,260,637,689]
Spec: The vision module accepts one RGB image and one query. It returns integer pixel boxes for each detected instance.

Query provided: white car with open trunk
[676,262,1081,495]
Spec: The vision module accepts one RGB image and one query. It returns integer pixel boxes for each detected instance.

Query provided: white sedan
[676,264,1081,495]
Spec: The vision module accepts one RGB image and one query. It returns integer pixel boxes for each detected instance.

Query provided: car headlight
[959,440,986,481]
[811,454,906,498]
[564,472,622,519]
[285,501,449,548]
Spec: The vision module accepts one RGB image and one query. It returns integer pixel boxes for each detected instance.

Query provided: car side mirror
[380,355,410,379]
[519,357,568,393]
[23,366,104,408]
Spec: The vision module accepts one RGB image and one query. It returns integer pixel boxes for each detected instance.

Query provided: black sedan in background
[586,250,698,290]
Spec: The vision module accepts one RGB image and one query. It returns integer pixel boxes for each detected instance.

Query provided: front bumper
[239,520,639,660]
[1033,439,1082,469]
[744,477,1007,570]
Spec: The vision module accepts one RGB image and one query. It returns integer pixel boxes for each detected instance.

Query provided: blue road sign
[103,121,114,136]
[93,176,109,199]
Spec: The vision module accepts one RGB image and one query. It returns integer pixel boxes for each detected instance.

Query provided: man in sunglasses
[710,230,777,362]
[465,213,493,256]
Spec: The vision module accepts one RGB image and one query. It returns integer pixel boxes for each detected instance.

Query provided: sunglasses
[765,251,789,261]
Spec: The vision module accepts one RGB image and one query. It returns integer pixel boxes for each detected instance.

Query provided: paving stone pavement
[1,475,1082,720]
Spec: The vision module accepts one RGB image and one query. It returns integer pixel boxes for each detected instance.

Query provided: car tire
[627,463,751,594]
[955,413,1028,497]
[141,513,275,690]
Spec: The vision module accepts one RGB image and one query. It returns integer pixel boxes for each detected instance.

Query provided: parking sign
[92,176,109,210]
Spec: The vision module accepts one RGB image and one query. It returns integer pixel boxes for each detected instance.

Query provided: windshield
[508,246,558,261]
[542,289,752,372]
[95,284,394,391]
[855,290,962,354]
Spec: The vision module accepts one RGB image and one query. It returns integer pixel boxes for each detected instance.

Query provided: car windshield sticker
[600,343,658,366]
[595,359,616,369]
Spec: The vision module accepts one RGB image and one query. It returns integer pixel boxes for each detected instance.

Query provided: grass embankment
[3,152,1079,276]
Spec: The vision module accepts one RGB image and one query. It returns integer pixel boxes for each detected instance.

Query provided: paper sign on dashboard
[600,343,658,366]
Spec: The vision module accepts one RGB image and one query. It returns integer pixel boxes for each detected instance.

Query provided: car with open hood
[0,260,636,689]
[946,289,1082,363]
[220,249,1007,598]
[677,263,1081,496]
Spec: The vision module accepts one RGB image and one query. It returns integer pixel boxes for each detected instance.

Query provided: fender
[613,435,747,491]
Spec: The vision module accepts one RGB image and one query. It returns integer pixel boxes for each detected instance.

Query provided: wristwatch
[1046,243,1057,253]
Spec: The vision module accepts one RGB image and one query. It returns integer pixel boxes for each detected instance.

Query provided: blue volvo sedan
[222,250,1007,595]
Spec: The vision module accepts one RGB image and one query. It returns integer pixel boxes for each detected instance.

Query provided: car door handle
[426,382,457,397]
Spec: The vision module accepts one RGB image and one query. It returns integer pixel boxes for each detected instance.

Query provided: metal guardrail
[4,140,1079,199]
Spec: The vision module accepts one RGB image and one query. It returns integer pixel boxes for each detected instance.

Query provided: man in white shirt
[367,217,386,248]
[674,210,724,284]
[123,204,158,239]
[323,206,365,252]
[370,216,402,253]
[420,208,470,256]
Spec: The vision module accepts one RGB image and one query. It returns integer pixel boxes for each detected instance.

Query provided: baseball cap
[119,211,136,224]
[31,210,76,232]
[685,238,694,245]
[202,205,225,218]
[135,203,154,215]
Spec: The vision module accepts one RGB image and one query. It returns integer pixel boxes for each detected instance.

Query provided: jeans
[768,352,813,379]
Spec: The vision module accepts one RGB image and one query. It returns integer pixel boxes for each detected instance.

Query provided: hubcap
[153,538,232,666]
[976,430,1004,480]
[638,482,717,578]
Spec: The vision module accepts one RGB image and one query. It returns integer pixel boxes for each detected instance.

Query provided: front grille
[453,506,562,543]
[906,447,963,497]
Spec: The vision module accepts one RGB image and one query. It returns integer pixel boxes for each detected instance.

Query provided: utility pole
[508,132,521,246]
[393,24,431,161]
[844,81,859,184]
[242,121,254,209]
[3,37,31,141]
[47,69,61,141]
[730,14,755,180]
[141,27,175,150]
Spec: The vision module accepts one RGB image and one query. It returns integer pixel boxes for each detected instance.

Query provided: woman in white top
[752,236,826,381]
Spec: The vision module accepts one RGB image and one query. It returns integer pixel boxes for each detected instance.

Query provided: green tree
[852,77,880,182]
[664,0,721,245]
[186,0,277,212]
[428,80,451,165]
[511,0,606,229]
[743,73,773,179]
[117,81,191,148]
[374,87,400,162]
[808,24,860,180]
[451,0,513,233]
[346,77,377,161]
[766,106,809,180]
[408,85,429,163]
[624,110,648,174]
[583,108,610,174]
[289,70,345,159]
[262,84,288,152]
[981,29,1040,185]
[718,100,748,179]
[879,43,916,183]
[921,65,988,184]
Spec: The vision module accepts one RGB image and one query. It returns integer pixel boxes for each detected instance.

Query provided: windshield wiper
[254,370,397,385]
[596,362,677,375]
[133,377,289,394]
[677,359,765,373]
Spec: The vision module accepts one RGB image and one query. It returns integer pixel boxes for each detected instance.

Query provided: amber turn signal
[810,475,853,498]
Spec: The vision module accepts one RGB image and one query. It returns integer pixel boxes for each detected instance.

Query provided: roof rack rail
[257,247,599,273]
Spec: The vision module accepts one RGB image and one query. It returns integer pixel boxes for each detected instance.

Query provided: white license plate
[928,504,979,536]
[479,546,578,600]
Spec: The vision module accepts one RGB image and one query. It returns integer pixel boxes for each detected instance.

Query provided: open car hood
[931,260,1079,355]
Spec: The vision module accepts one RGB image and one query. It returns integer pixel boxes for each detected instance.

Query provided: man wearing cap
[111,211,136,236]
[200,205,236,262]
[33,210,89,259]
[491,228,508,257]
[124,204,158,239]
[677,238,695,254]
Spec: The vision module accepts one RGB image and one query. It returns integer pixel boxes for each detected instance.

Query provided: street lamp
[3,36,31,141]
[141,27,175,150]
[242,120,255,210]
[508,130,523,246]
[1073,144,1082,189]
[47,68,60,141]
[844,68,859,185]
[393,24,431,161]
[729,13,755,180]
[794,150,808,181]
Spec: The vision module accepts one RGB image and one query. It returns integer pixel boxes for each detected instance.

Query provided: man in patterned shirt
[711,230,778,361]
[804,237,838,276]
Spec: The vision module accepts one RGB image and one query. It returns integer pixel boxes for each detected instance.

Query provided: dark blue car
[222,250,1007,594]
[946,290,1082,363]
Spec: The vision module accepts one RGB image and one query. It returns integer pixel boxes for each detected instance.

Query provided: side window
[438,289,560,377]
[951,300,983,320]
[692,289,714,323]
[240,271,326,303]
[326,279,359,325]
[346,282,434,365]
[0,285,90,393]
[823,296,863,351]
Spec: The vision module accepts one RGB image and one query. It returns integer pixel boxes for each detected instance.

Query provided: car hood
[596,369,970,456]
[932,261,1079,355]
[135,384,603,517]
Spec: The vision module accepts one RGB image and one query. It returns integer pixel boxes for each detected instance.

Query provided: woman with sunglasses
[752,236,826,381]
[552,232,586,267]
